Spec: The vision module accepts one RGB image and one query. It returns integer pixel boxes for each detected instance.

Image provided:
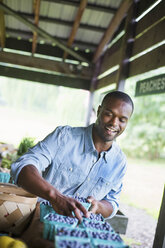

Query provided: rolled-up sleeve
[103,182,123,219]
[103,154,127,219]
[11,126,65,184]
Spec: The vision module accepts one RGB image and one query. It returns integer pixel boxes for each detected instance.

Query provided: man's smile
[105,126,118,134]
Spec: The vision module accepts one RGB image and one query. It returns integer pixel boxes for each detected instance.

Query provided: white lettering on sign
[138,76,165,94]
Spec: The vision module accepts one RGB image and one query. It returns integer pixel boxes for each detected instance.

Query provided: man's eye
[105,112,112,116]
[120,119,126,123]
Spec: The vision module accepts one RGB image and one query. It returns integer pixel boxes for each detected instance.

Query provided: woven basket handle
[0,183,36,197]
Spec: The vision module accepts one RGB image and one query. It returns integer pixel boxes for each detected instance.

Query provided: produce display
[42,197,129,248]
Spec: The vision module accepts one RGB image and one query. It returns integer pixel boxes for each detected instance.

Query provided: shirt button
[69,168,72,171]
[88,177,90,181]
[76,193,79,197]
[106,182,109,185]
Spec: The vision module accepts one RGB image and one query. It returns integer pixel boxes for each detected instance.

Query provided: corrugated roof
[2,0,123,59]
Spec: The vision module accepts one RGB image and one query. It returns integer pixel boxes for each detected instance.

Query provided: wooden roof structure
[0,0,164,92]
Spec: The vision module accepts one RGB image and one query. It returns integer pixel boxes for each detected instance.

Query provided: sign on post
[135,74,165,96]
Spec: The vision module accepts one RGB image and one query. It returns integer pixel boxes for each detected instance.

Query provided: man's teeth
[106,127,117,132]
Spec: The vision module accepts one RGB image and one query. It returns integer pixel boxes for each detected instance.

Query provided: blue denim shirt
[11,124,127,218]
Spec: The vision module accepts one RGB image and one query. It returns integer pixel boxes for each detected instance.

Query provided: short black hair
[101,90,134,113]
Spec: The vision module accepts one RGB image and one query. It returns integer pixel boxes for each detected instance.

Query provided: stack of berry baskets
[40,200,56,221]
[42,196,129,248]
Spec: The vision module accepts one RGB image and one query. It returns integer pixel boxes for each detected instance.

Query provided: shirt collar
[84,124,96,154]
[84,124,115,161]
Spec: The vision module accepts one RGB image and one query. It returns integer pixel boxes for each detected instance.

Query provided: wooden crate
[105,210,128,234]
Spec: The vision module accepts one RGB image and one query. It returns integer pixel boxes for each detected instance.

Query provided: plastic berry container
[88,229,124,243]
[92,239,130,248]
[43,221,55,240]
[80,219,113,232]
[55,236,92,248]
[44,213,78,227]
[43,212,79,240]
[0,172,10,183]
[55,224,89,239]
[40,201,56,222]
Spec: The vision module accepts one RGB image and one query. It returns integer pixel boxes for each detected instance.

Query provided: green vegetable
[17,137,35,156]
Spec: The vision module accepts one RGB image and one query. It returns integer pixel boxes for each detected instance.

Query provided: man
[11,90,134,222]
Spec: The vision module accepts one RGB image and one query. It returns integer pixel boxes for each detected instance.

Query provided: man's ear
[97,105,102,117]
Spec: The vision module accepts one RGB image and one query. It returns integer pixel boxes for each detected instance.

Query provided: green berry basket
[0,172,10,183]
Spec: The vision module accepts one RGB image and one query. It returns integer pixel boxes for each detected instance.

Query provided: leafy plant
[17,137,35,156]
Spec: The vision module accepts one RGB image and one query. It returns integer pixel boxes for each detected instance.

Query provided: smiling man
[11,90,134,222]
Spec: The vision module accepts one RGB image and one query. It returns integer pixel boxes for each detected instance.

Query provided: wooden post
[153,185,165,248]
[86,57,102,126]
[116,0,138,91]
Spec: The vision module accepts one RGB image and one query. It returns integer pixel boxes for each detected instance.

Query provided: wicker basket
[0,183,38,235]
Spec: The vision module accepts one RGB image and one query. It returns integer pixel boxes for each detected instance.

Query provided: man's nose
[110,117,118,126]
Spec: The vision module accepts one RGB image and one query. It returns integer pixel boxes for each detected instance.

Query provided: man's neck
[92,128,113,154]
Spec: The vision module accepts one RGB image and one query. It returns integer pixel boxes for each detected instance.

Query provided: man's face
[94,97,132,143]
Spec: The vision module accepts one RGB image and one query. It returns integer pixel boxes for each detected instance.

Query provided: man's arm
[18,165,89,221]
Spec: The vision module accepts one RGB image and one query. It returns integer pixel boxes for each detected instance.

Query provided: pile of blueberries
[89,230,122,242]
[88,213,104,222]
[57,239,91,248]
[56,226,88,238]
[81,219,113,232]
[45,213,78,226]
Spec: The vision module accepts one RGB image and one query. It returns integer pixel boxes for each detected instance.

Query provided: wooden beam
[6,29,97,52]
[100,49,120,75]
[133,18,165,57]
[129,44,165,77]
[153,186,165,248]
[0,52,92,78]
[0,65,91,90]
[63,0,87,60]
[42,0,117,14]
[116,0,138,91]
[0,0,5,48]
[97,71,117,90]
[135,0,165,37]
[0,2,91,64]
[32,0,41,55]
[93,0,132,63]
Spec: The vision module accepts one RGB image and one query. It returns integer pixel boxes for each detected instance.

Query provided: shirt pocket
[52,158,87,190]
[90,177,112,200]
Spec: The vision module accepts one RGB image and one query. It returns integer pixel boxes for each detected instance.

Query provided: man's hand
[87,196,99,214]
[87,196,114,218]
[49,192,89,222]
